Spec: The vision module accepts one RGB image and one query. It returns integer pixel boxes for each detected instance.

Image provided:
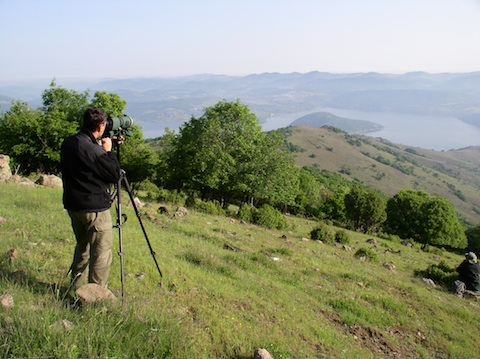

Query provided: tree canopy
[0,80,151,181]
[344,186,387,234]
[386,189,466,249]
[161,99,298,207]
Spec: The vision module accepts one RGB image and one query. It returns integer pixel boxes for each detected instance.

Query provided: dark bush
[335,229,351,245]
[310,223,335,244]
[354,247,378,262]
[238,203,254,222]
[415,260,457,286]
[194,200,225,215]
[252,204,287,230]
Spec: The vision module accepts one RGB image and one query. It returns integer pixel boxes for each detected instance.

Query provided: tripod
[112,142,163,298]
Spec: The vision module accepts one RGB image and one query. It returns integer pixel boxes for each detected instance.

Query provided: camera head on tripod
[102,115,134,139]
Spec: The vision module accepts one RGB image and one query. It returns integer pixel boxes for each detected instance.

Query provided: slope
[284,126,480,225]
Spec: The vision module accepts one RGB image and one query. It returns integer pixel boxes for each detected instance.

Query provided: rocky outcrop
[0,154,12,181]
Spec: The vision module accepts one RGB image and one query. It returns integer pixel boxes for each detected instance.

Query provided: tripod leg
[115,176,126,298]
[122,174,163,278]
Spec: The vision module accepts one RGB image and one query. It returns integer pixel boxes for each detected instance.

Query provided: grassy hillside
[284,126,480,225]
[1,181,480,358]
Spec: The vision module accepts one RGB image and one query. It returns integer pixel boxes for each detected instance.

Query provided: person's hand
[113,135,125,145]
[100,137,113,152]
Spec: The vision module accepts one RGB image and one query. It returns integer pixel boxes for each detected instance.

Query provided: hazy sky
[1,0,479,82]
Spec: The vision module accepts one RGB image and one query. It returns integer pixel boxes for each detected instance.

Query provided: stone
[174,206,188,218]
[366,238,378,246]
[422,278,436,287]
[75,283,117,304]
[0,155,12,182]
[35,174,62,188]
[382,262,396,271]
[6,248,18,263]
[0,294,14,308]
[254,348,273,359]
[50,319,75,331]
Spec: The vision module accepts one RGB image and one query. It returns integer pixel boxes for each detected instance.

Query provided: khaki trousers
[68,209,113,288]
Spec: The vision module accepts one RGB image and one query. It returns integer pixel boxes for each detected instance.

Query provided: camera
[103,115,134,138]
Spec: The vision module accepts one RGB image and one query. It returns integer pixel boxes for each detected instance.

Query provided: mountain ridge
[1,71,479,139]
[283,125,480,225]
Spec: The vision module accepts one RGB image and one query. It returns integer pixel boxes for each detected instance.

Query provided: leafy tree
[118,123,157,189]
[41,79,89,125]
[153,128,179,188]
[344,186,387,233]
[90,91,127,117]
[0,101,78,173]
[385,189,429,241]
[0,81,90,173]
[465,225,480,254]
[0,81,155,180]
[294,168,324,215]
[166,100,298,207]
[417,196,466,249]
[320,187,348,222]
[249,130,299,208]
[386,189,466,249]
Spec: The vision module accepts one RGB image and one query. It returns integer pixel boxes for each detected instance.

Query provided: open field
[0,181,479,358]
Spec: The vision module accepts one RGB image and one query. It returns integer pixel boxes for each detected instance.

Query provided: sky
[1,0,480,83]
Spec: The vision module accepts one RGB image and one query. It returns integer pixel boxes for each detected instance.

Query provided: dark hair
[83,108,107,132]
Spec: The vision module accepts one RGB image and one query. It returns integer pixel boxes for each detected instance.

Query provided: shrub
[158,189,187,206]
[415,260,457,286]
[194,200,225,216]
[310,223,335,244]
[136,180,160,201]
[377,232,402,243]
[252,204,287,230]
[238,203,254,222]
[354,247,378,262]
[335,229,351,245]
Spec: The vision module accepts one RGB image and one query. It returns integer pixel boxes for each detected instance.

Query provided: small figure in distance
[456,251,480,293]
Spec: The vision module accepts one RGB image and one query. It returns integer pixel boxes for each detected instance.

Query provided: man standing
[61,108,120,288]
[456,251,480,293]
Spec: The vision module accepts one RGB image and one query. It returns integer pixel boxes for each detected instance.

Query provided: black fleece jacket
[457,260,480,292]
[61,128,120,212]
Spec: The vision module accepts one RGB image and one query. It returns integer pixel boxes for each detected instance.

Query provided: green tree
[42,79,89,125]
[118,124,157,189]
[167,100,298,207]
[154,128,179,188]
[385,189,430,241]
[0,81,89,173]
[294,168,324,215]
[465,225,480,254]
[90,91,127,117]
[344,186,387,233]
[0,81,153,177]
[0,101,79,173]
[418,196,466,249]
[386,189,466,249]
[321,186,348,222]
[249,131,299,208]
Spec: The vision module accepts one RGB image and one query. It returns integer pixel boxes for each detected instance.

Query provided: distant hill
[290,111,383,134]
[1,71,479,140]
[283,125,480,225]
[91,71,480,132]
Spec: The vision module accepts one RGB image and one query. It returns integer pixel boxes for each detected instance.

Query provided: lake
[261,107,480,151]
[136,107,480,151]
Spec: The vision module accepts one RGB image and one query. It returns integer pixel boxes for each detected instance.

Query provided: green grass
[1,181,480,358]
